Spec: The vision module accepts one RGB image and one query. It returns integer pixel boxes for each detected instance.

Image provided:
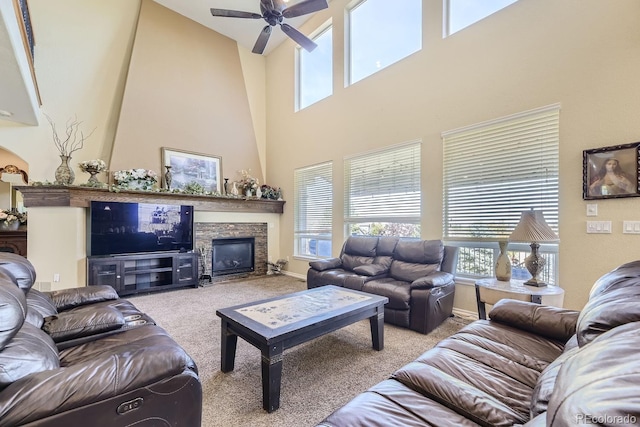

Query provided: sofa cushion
[546,321,640,425]
[0,322,59,388]
[42,305,126,342]
[0,253,37,292]
[343,236,378,257]
[309,258,342,272]
[342,254,375,272]
[363,278,411,310]
[488,299,579,342]
[352,264,388,277]
[25,288,58,328]
[0,281,27,349]
[576,284,640,347]
[46,285,119,311]
[389,260,440,283]
[393,239,444,264]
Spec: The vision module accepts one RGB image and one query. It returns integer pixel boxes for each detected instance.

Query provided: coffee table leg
[220,320,238,372]
[369,305,384,351]
[261,343,284,412]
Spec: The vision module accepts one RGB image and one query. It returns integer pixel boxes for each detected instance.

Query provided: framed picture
[161,148,222,193]
[583,142,640,200]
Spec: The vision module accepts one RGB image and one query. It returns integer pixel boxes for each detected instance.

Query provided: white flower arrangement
[79,159,107,173]
[113,168,158,190]
[0,209,27,226]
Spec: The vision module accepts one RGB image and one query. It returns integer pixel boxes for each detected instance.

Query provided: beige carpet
[129,275,470,427]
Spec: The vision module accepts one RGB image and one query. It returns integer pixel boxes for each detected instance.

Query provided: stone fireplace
[195,222,268,283]
[212,237,255,276]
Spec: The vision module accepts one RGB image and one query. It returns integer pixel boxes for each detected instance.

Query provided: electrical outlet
[53,273,60,282]
[623,221,640,234]
[586,204,598,217]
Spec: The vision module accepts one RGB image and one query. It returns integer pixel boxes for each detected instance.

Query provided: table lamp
[508,209,559,287]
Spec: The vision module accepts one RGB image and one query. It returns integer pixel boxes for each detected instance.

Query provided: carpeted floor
[129,275,470,427]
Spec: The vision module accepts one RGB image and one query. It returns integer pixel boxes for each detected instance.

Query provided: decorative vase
[164,166,173,190]
[245,188,252,197]
[495,240,512,281]
[255,186,262,199]
[83,167,102,185]
[0,222,19,231]
[55,155,74,185]
[223,178,229,195]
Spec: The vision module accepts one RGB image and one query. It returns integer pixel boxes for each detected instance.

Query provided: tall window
[442,105,560,283]
[348,0,422,85]
[297,23,333,110]
[345,142,421,237]
[445,0,519,36]
[294,162,333,258]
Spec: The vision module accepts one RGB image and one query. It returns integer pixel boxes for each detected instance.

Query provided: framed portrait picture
[583,142,640,200]
[161,148,222,193]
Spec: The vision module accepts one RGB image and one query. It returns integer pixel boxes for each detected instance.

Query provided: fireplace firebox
[212,237,255,276]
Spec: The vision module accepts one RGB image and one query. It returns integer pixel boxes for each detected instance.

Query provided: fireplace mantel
[15,185,285,214]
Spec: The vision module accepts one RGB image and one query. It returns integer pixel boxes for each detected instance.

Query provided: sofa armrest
[46,285,119,311]
[42,306,125,342]
[353,264,388,277]
[309,258,342,272]
[488,299,579,342]
[410,271,454,289]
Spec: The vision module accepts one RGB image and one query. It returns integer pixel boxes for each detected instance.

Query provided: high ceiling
[0,0,324,126]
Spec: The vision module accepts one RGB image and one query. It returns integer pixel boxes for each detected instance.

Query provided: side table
[475,278,565,320]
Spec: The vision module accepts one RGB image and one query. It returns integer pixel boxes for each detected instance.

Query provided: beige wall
[0,0,268,288]
[264,0,640,312]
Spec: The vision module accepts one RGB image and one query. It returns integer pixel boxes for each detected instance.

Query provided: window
[442,105,560,283]
[348,0,422,85]
[445,0,518,36]
[297,24,333,110]
[294,162,333,258]
[345,142,421,237]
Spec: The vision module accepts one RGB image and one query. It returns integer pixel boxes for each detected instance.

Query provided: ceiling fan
[210,0,329,55]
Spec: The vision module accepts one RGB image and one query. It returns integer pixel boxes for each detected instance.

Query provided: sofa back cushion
[0,280,27,348]
[389,240,443,282]
[0,322,59,388]
[576,260,640,347]
[546,321,640,425]
[341,237,379,272]
[0,252,36,292]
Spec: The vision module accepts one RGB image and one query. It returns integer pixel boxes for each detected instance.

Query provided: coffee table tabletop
[216,285,388,412]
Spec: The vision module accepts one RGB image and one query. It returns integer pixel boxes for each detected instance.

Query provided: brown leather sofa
[0,253,202,426]
[317,260,640,426]
[307,237,458,334]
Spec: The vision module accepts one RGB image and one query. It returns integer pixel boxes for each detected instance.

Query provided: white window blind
[294,162,333,257]
[344,141,421,224]
[442,105,560,240]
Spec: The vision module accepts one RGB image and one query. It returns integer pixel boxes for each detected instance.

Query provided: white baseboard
[282,271,306,280]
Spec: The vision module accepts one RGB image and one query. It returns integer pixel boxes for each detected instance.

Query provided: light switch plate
[586,221,612,234]
[623,221,640,234]
[586,204,598,217]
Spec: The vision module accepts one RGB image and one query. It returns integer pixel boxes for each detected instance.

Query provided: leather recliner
[0,253,202,426]
[307,237,459,334]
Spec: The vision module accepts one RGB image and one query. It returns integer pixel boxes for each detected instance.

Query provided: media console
[87,252,198,296]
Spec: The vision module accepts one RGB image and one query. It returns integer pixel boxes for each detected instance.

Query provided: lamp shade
[509,210,559,243]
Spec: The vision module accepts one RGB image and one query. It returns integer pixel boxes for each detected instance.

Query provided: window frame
[295,20,333,111]
[294,161,333,260]
[442,104,560,284]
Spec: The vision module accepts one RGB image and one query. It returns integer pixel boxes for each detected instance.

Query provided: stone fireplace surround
[196,222,268,283]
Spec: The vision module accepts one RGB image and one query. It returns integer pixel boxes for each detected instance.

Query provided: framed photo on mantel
[161,148,222,193]
[583,142,640,200]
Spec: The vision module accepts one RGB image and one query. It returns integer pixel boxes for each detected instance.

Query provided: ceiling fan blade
[280,23,317,52]
[252,26,273,55]
[270,0,287,12]
[282,0,328,19]
[210,8,263,19]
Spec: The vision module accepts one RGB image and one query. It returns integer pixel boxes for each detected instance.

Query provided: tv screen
[89,201,194,256]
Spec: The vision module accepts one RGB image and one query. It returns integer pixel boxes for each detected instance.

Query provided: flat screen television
[88,201,194,256]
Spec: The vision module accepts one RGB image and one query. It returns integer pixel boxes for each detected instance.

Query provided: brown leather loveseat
[317,260,640,426]
[0,253,202,426]
[307,237,458,334]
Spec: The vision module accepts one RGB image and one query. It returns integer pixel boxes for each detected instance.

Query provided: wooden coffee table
[216,285,388,412]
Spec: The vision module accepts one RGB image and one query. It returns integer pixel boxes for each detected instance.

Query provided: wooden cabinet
[87,252,198,296]
[0,229,27,256]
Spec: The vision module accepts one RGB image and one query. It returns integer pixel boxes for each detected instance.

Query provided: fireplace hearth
[212,237,255,276]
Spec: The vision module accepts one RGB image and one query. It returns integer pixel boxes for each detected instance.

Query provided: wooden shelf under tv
[87,252,198,296]
[14,185,285,214]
